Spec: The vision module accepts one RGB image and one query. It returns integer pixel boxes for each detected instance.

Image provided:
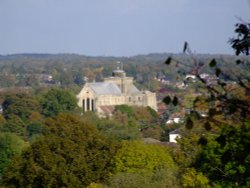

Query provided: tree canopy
[40,88,78,117]
[110,140,179,188]
[112,140,176,174]
[2,93,41,121]
[0,133,27,177]
[196,122,250,187]
[1,114,116,188]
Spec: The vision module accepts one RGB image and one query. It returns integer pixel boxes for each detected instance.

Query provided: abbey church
[77,63,157,117]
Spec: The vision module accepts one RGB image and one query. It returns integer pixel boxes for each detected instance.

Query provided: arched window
[82,99,85,111]
[91,99,94,111]
[87,98,90,110]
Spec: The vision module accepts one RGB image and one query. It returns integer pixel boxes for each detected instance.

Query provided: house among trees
[169,129,181,143]
[77,62,157,117]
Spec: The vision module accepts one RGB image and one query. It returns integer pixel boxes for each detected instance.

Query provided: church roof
[130,85,140,94]
[88,82,122,95]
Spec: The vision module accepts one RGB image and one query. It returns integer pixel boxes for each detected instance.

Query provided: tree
[112,140,176,174]
[96,118,142,141]
[113,105,163,140]
[0,115,26,136]
[181,168,210,188]
[109,168,179,188]
[195,122,250,187]
[172,127,203,169]
[2,93,41,122]
[1,114,116,188]
[40,88,78,117]
[110,140,179,187]
[114,105,134,118]
[0,133,27,177]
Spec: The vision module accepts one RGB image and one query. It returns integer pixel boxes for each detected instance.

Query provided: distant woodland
[0,53,248,92]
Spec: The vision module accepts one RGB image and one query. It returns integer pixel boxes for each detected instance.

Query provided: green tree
[40,88,78,117]
[2,93,41,122]
[115,105,134,118]
[110,140,179,187]
[109,168,179,188]
[112,140,176,174]
[114,105,163,140]
[181,168,210,188]
[0,133,27,177]
[1,114,116,188]
[96,118,141,141]
[196,123,250,187]
[0,115,26,136]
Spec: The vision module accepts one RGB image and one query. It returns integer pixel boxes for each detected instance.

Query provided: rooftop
[88,82,122,95]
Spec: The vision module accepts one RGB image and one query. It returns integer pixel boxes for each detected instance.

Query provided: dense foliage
[196,123,250,187]
[39,88,78,117]
[110,140,179,188]
[1,114,116,188]
[0,133,27,176]
[2,93,41,121]
[112,140,176,174]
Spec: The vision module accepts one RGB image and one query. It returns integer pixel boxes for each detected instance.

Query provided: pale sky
[0,0,249,56]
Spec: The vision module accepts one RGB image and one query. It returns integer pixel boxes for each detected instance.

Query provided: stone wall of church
[144,91,157,111]
[96,95,125,106]
[125,94,144,106]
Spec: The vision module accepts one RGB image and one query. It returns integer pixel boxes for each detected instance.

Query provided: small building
[169,129,181,143]
[77,63,157,117]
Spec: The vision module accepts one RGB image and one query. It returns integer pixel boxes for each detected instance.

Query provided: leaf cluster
[196,123,250,187]
[230,23,250,56]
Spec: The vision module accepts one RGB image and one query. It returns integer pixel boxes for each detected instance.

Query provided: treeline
[0,53,248,91]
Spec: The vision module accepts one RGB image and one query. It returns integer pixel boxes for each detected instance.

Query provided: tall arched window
[87,98,90,111]
[91,99,94,111]
[82,99,85,111]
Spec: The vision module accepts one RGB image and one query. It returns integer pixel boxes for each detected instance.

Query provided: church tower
[104,62,133,94]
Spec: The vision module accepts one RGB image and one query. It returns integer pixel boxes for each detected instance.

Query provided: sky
[0,0,249,56]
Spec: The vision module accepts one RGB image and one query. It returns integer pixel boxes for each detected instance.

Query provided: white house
[169,129,181,143]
